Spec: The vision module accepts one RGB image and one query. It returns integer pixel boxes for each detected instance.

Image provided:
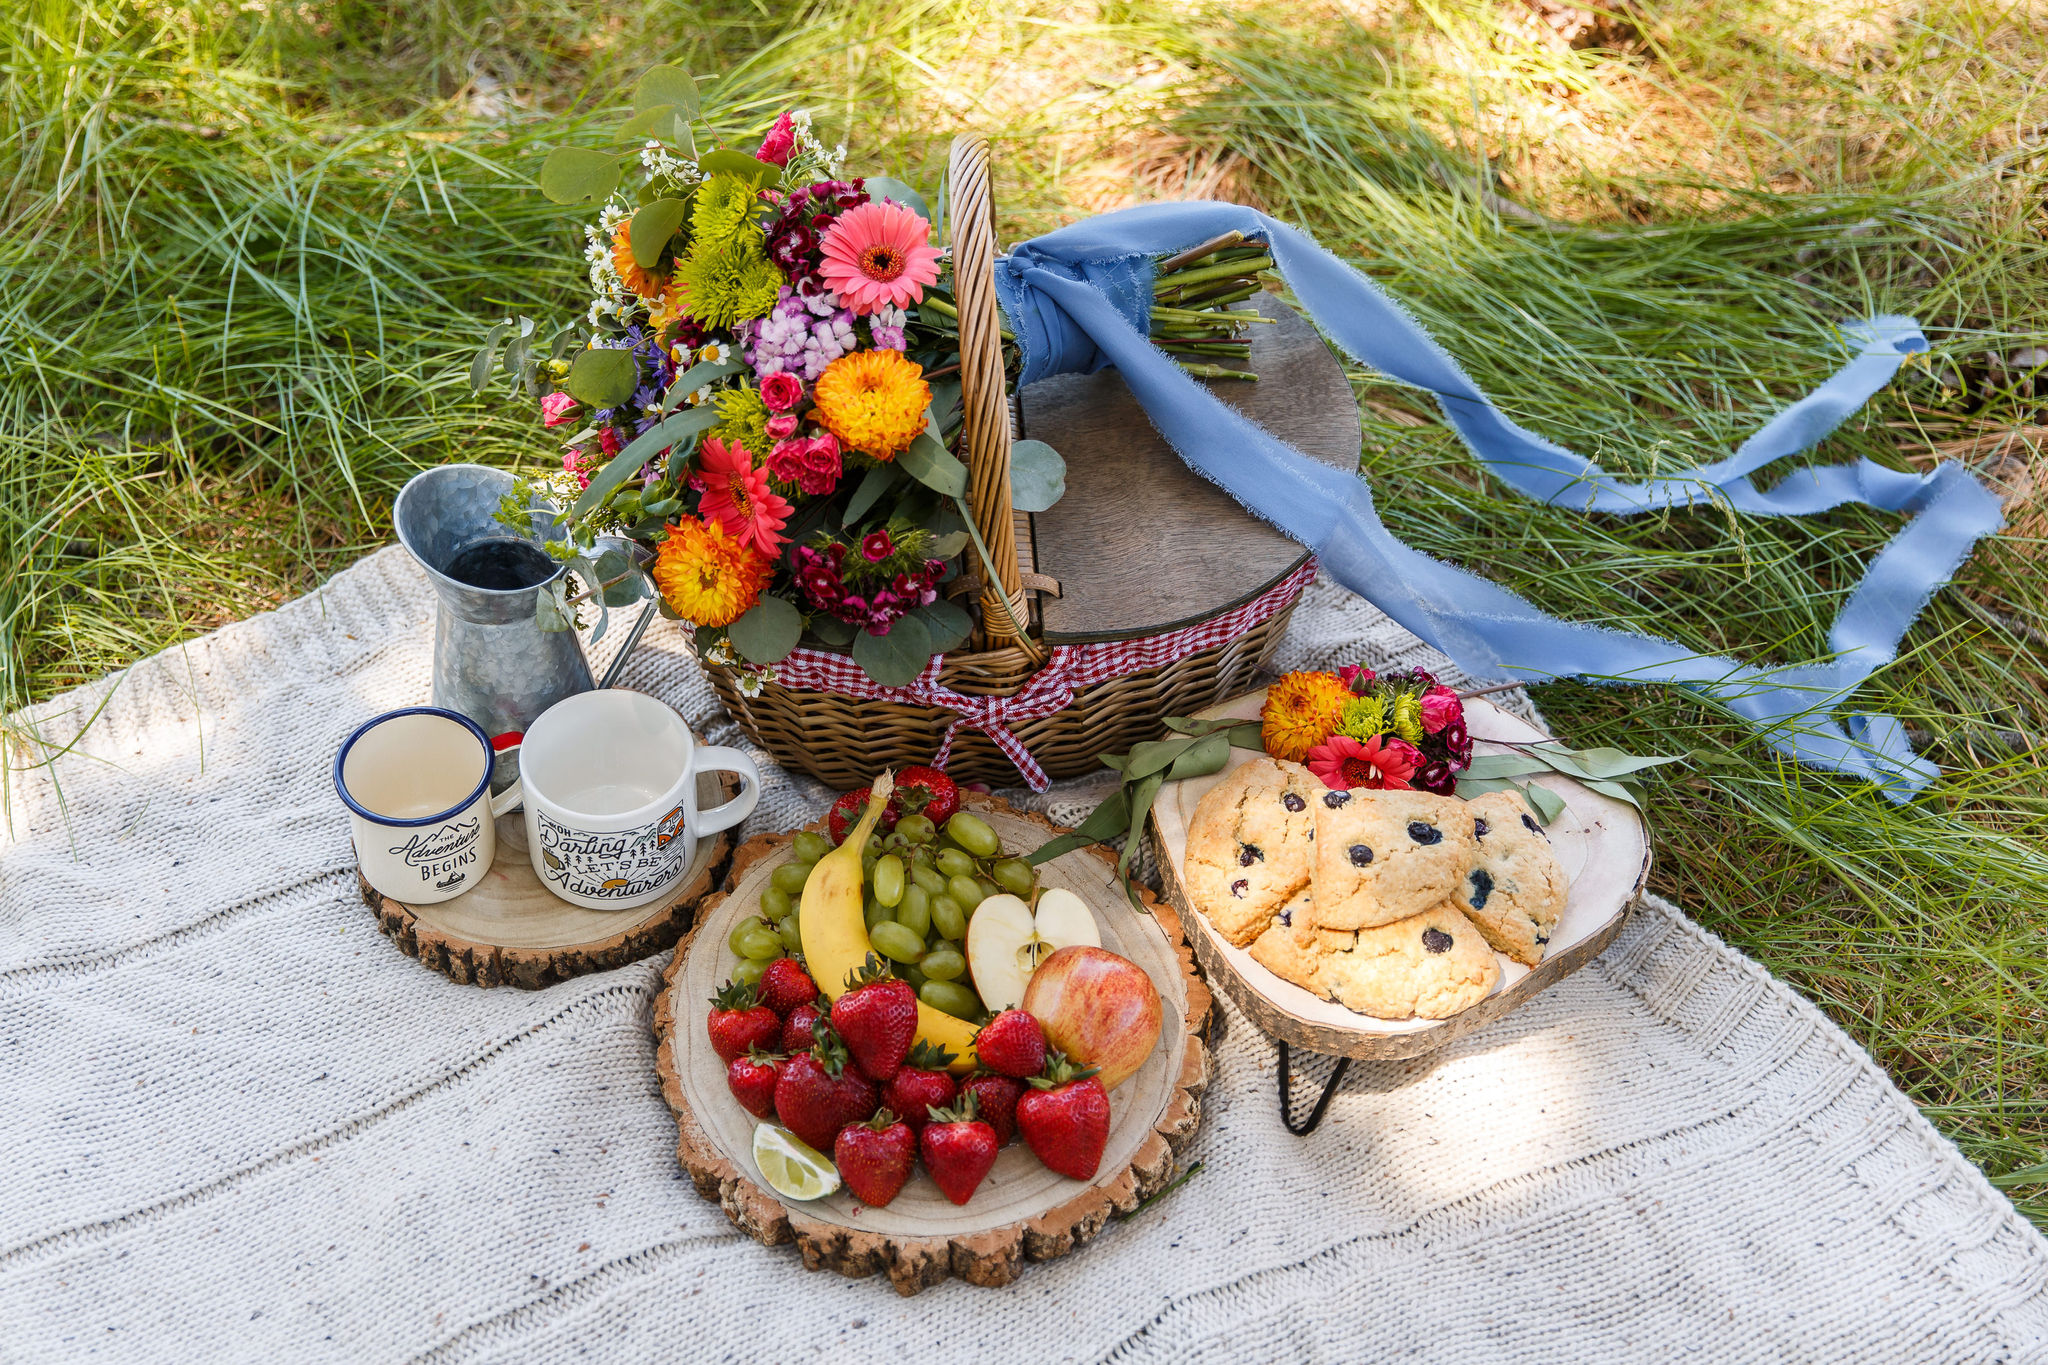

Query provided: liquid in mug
[442,538,558,591]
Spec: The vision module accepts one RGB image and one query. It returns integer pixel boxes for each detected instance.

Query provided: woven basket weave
[701,134,1304,787]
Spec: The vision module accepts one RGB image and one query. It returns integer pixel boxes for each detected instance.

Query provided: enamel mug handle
[691,744,761,836]
[489,733,524,816]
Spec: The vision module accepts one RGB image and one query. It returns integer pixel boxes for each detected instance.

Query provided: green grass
[4,0,2044,1221]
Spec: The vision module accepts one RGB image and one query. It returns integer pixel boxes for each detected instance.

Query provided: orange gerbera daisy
[611,221,670,302]
[1261,670,1352,763]
[810,348,931,459]
[650,517,772,628]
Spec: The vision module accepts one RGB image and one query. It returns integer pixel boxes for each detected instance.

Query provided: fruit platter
[653,772,1209,1295]
[1151,687,1650,1061]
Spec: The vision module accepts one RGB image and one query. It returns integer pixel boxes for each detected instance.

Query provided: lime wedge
[752,1123,841,1201]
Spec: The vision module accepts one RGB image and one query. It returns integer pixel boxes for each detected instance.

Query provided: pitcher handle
[691,745,761,835]
[489,733,525,816]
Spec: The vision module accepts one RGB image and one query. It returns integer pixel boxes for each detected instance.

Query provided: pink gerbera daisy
[1304,734,1421,792]
[691,436,792,556]
[817,200,944,315]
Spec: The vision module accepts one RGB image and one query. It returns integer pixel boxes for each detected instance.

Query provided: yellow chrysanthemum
[1261,670,1351,763]
[1390,692,1424,744]
[650,517,771,628]
[610,222,670,302]
[812,349,932,459]
[673,236,784,331]
[1335,695,1387,743]
[690,173,762,249]
[711,386,773,463]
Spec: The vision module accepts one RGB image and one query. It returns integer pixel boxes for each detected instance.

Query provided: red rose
[755,111,796,167]
[760,370,804,413]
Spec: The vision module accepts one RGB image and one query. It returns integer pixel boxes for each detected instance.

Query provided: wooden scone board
[653,796,1211,1296]
[1151,690,1651,1060]
[356,768,735,990]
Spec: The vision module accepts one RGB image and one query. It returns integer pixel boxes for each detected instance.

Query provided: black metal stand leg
[1277,1041,1351,1136]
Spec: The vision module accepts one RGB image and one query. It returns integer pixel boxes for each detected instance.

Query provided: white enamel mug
[502,690,760,911]
[335,707,521,905]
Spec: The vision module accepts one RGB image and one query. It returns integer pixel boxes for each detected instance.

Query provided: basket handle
[946,133,1038,658]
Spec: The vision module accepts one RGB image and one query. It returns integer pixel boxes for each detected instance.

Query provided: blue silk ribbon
[993,203,2006,800]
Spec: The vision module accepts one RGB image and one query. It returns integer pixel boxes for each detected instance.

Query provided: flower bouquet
[1259,667,1473,795]
[470,66,1273,695]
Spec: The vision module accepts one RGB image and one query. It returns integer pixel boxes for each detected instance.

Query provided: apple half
[965,888,1101,1012]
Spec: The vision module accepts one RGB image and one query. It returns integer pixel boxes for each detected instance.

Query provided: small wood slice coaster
[357,770,736,990]
[1151,691,1651,1061]
[652,796,1211,1296]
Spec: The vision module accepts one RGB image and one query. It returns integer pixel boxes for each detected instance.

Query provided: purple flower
[742,286,857,382]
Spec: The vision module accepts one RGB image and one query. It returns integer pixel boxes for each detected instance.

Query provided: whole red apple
[1021,946,1162,1091]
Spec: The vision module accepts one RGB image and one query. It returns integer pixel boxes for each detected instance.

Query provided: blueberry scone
[1452,790,1566,967]
[1248,887,1356,993]
[1308,788,1476,931]
[1185,757,1323,945]
[1318,901,1501,1019]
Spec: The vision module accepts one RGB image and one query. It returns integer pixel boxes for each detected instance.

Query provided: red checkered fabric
[769,559,1316,789]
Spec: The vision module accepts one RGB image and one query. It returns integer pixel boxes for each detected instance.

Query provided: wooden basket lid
[1019,292,1361,644]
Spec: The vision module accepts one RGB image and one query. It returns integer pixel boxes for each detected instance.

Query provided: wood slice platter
[653,796,1211,1296]
[1151,690,1651,1060]
[356,768,736,990]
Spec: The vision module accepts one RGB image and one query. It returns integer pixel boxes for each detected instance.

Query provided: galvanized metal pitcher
[393,465,592,779]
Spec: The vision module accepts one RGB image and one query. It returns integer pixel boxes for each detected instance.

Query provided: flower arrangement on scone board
[467,67,1272,690]
[1141,670,1663,1061]
[657,771,1209,1292]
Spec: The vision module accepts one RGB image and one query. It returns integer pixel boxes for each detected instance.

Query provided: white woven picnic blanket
[4,546,2045,1364]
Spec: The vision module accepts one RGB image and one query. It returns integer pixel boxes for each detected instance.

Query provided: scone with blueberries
[1248,886,1356,994]
[1308,787,1476,932]
[1185,757,1323,946]
[1318,901,1500,1020]
[1452,789,1566,967]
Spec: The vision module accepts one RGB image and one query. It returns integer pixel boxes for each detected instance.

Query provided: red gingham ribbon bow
[768,560,1314,790]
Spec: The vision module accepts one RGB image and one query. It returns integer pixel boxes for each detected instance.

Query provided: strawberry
[779,998,827,1056]
[757,957,817,1017]
[772,1027,879,1154]
[1015,1051,1111,1181]
[958,1072,1025,1147]
[834,1109,916,1208]
[918,1093,999,1205]
[892,765,960,826]
[706,981,780,1064]
[881,1040,957,1135]
[827,786,898,845]
[831,954,918,1082]
[974,1009,1047,1079]
[725,1048,783,1120]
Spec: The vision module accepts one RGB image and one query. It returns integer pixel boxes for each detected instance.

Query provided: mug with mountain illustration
[336,707,519,906]
[506,689,760,911]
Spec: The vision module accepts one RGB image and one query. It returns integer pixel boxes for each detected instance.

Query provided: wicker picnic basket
[700,135,1359,788]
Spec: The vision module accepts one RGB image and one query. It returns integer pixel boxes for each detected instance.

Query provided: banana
[799,771,979,1074]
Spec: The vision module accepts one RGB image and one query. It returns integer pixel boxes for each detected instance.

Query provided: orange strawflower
[810,348,931,459]
[650,517,771,628]
[1261,670,1352,763]
[611,221,670,301]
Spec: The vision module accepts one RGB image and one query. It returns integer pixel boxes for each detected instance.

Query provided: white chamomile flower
[705,638,738,667]
[687,385,713,407]
[698,341,731,366]
[734,667,769,698]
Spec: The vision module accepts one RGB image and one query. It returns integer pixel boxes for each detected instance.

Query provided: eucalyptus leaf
[809,615,857,647]
[1522,781,1569,823]
[1531,744,1683,779]
[692,624,724,657]
[629,198,689,269]
[662,356,745,409]
[863,176,930,221]
[619,104,688,144]
[1458,753,1557,781]
[469,320,510,395]
[548,320,581,363]
[697,148,780,185]
[570,407,718,519]
[1007,439,1067,513]
[502,325,532,393]
[850,613,931,687]
[898,431,968,497]
[657,594,684,622]
[926,531,969,560]
[538,146,622,205]
[911,597,972,653]
[535,581,573,632]
[842,464,899,527]
[728,595,802,664]
[563,347,638,407]
[634,65,699,117]
[1578,777,1646,810]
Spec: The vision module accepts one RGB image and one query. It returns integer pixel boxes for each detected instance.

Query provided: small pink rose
[760,371,804,413]
[541,392,579,427]
[1419,685,1462,735]
[755,111,796,168]
[765,412,800,440]
[766,438,809,487]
